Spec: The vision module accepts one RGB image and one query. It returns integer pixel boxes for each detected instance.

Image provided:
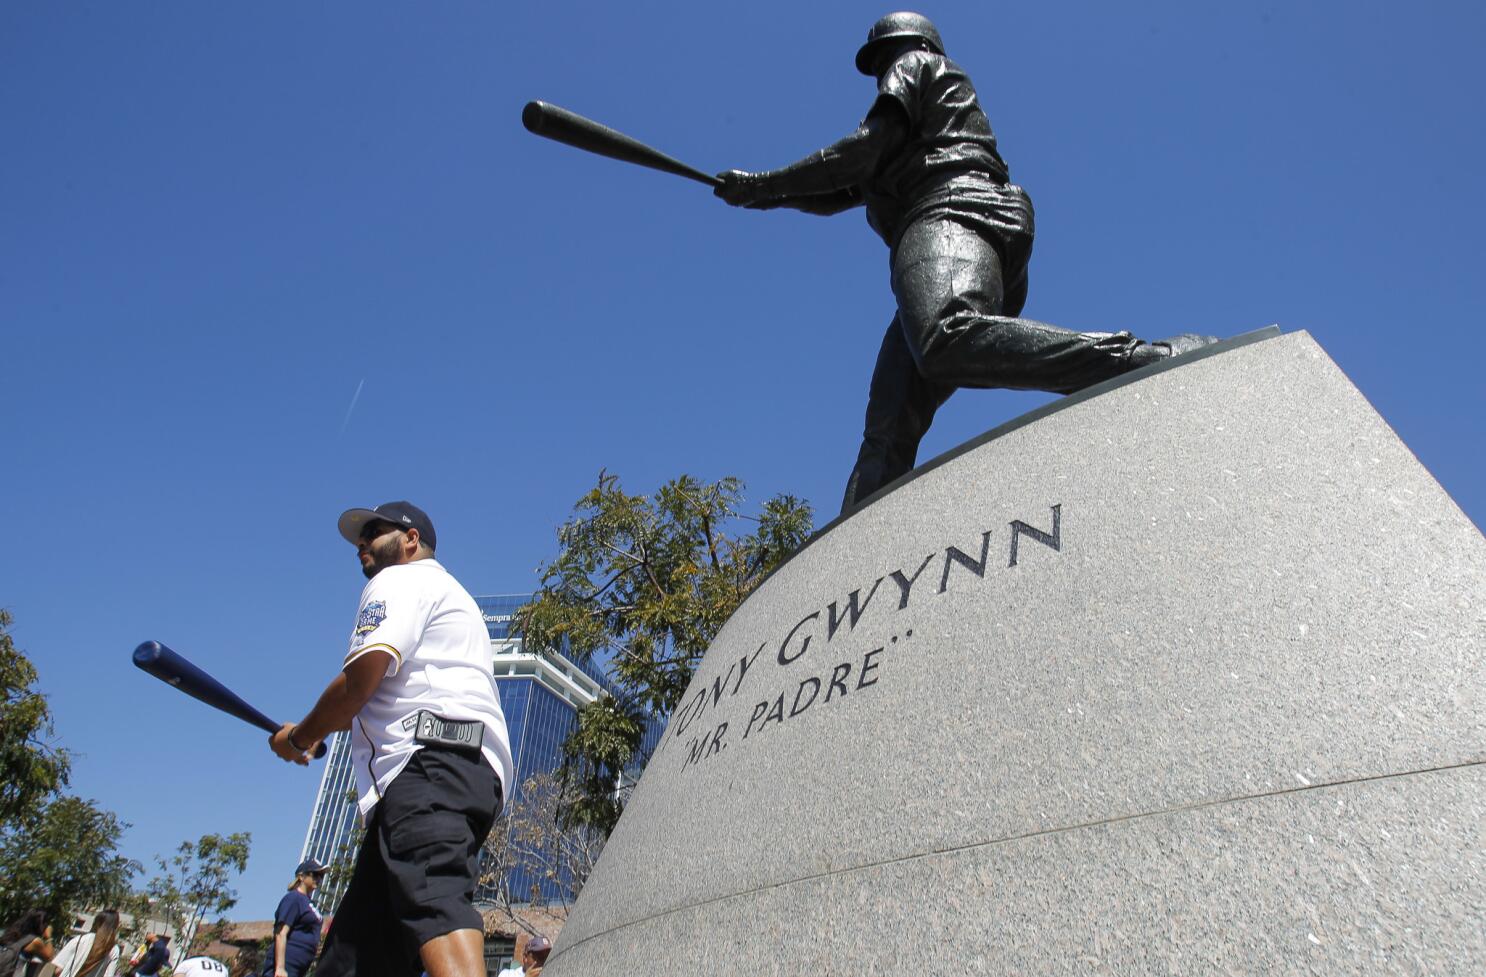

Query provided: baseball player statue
[270,501,513,977]
[715,12,1220,513]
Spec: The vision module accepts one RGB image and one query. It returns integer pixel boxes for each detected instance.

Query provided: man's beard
[362,535,404,579]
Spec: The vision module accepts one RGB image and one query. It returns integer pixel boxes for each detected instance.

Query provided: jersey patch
[354,600,387,636]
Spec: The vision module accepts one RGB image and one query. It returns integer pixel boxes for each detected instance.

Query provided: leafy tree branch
[514,473,812,838]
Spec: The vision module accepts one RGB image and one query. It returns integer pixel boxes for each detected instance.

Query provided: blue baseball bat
[132,640,327,759]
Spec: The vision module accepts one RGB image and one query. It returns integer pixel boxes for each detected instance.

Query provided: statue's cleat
[1131,332,1220,368]
[1153,332,1220,357]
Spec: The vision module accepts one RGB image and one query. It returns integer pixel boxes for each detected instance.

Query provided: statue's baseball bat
[521,100,722,188]
[132,640,328,758]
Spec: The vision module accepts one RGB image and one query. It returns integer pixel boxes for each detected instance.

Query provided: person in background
[122,935,151,976]
[260,859,326,977]
[119,939,140,976]
[131,937,167,977]
[49,911,121,977]
[170,955,228,977]
[1,910,54,977]
[519,937,549,977]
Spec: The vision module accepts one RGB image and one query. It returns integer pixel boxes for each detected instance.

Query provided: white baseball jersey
[345,558,513,819]
[172,959,228,977]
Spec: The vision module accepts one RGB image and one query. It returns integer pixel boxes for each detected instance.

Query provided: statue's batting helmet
[855,11,945,75]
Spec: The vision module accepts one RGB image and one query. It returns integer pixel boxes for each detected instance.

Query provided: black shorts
[316,747,502,977]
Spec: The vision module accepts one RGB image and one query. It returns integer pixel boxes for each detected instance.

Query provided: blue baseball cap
[288,857,328,889]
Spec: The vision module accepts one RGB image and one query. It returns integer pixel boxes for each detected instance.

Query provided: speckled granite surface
[546,330,1486,976]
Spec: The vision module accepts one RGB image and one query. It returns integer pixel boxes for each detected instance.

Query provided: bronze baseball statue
[714,12,1220,512]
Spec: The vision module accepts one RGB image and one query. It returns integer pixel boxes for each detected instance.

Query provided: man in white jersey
[270,500,513,977]
[171,957,228,977]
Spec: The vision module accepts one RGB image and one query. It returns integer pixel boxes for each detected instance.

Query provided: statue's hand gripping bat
[521,100,721,188]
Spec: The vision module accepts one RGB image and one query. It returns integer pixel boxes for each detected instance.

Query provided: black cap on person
[338,501,437,552]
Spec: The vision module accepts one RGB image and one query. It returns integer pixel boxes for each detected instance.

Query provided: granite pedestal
[545,329,1486,976]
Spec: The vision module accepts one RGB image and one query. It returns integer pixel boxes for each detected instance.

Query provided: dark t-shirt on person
[136,941,170,977]
[261,891,321,973]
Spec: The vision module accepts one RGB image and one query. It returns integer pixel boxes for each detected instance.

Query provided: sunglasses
[358,521,406,544]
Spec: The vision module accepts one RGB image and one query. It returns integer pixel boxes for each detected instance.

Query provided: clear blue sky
[4,1,1483,920]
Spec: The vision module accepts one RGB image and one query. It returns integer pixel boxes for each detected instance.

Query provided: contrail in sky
[340,378,365,434]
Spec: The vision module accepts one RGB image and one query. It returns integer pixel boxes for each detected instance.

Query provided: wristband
[288,726,311,752]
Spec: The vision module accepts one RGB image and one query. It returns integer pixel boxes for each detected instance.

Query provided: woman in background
[50,911,121,977]
[260,859,326,977]
[1,910,55,977]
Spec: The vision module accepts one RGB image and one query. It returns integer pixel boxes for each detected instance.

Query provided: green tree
[0,795,139,923]
[145,833,251,963]
[0,611,137,924]
[515,473,812,836]
[0,609,71,826]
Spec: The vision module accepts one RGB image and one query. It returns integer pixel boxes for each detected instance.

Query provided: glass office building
[298,593,659,909]
[298,730,361,910]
